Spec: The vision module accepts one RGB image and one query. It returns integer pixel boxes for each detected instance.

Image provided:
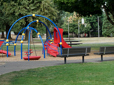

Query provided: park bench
[94,46,114,61]
[57,47,91,64]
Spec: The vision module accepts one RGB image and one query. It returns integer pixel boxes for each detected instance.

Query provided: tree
[0,0,17,39]
[102,14,114,37]
[0,0,60,40]
[54,0,114,25]
[84,15,99,37]
[79,19,91,36]
[61,12,79,37]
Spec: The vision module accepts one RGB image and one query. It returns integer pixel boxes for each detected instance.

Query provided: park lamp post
[98,16,100,37]
[78,19,80,38]
[68,17,69,39]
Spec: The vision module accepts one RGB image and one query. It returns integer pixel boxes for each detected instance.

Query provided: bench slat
[94,46,114,61]
[57,47,91,64]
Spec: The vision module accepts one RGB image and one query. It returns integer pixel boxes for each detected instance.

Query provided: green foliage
[84,15,103,36]
[61,12,92,36]
[0,0,60,38]
[54,0,114,25]
[61,12,78,34]
[102,14,114,37]
[54,0,103,16]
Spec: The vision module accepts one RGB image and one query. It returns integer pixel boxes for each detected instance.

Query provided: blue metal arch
[14,27,26,56]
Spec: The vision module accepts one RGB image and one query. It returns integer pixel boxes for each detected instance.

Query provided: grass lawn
[1,45,43,51]
[0,61,114,85]
[76,43,114,50]
[1,43,114,51]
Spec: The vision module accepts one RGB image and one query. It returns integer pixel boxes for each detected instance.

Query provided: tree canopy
[0,0,60,38]
[102,14,114,37]
[54,0,114,25]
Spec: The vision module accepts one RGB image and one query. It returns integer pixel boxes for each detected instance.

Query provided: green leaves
[0,0,60,37]
[102,14,114,37]
[54,0,114,25]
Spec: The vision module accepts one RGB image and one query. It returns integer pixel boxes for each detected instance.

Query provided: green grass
[33,38,46,42]
[0,61,114,85]
[74,43,114,50]
[1,43,114,51]
[1,45,43,51]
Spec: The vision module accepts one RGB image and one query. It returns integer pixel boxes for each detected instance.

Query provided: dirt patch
[0,50,114,62]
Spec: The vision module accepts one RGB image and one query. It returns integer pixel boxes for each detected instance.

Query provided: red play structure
[0,40,11,56]
[54,27,71,48]
[45,27,71,57]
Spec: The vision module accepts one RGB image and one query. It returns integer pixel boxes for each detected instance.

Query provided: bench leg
[101,55,103,61]
[82,56,84,63]
[64,57,66,64]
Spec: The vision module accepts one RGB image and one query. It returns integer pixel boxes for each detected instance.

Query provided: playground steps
[47,43,59,57]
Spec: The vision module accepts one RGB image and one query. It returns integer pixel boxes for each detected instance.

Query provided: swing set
[5,14,62,61]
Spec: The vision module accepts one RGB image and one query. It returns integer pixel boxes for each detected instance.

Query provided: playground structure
[5,14,62,60]
[14,20,45,60]
[2,14,73,60]
[44,27,72,57]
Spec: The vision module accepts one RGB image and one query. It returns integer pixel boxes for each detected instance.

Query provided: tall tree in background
[0,0,17,39]
[0,0,59,39]
[102,14,114,37]
[61,12,91,37]
[79,18,91,37]
[85,15,98,37]
[61,12,78,36]
[54,0,114,25]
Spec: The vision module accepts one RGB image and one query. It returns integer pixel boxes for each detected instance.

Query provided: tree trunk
[72,32,73,37]
[103,5,114,25]
[25,30,29,40]
[46,28,49,39]
[1,31,5,38]
[25,17,29,40]
[6,24,12,39]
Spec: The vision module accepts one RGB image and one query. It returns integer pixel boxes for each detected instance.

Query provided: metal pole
[68,17,69,39]
[98,16,100,37]
[78,19,80,38]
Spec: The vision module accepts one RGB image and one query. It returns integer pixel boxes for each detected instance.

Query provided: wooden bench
[94,46,114,61]
[57,47,91,64]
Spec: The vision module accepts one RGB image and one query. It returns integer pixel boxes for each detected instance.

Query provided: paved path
[0,57,114,75]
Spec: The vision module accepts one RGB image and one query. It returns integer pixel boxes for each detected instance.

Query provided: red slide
[0,50,11,56]
[54,27,71,48]
[0,40,4,47]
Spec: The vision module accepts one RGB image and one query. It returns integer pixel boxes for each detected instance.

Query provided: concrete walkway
[0,57,114,75]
